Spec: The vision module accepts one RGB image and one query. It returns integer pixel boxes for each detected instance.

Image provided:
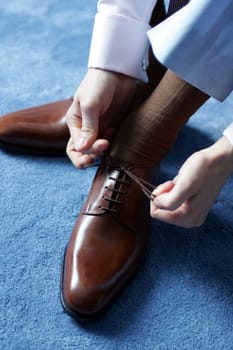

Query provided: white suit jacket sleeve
[88,0,158,81]
[148,0,233,102]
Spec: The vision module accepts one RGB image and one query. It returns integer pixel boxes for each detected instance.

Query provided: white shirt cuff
[223,122,233,147]
[88,13,150,82]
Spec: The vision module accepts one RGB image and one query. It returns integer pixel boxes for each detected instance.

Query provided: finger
[65,102,82,147]
[66,100,99,152]
[150,201,194,228]
[74,102,99,152]
[151,192,207,228]
[67,140,94,168]
[153,177,195,211]
[66,138,109,169]
[152,180,175,197]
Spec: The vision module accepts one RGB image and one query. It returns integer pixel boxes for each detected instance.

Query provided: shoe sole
[0,141,66,156]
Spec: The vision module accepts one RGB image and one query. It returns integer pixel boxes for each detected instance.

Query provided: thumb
[66,102,99,152]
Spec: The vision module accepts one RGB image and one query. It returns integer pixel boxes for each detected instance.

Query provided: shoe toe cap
[62,280,107,321]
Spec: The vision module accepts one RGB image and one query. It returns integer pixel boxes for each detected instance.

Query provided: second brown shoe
[61,156,159,321]
[0,98,72,155]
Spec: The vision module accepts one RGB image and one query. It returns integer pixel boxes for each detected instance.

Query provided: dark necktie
[167,0,190,16]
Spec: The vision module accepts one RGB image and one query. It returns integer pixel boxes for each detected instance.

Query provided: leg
[110,69,209,167]
[61,69,209,321]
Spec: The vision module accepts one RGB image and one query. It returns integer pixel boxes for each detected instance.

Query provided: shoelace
[99,167,157,214]
[123,168,156,200]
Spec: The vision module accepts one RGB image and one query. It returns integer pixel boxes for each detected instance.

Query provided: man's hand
[66,68,136,168]
[150,137,233,228]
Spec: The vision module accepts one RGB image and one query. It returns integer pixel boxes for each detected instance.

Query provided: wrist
[207,136,233,176]
[88,67,137,82]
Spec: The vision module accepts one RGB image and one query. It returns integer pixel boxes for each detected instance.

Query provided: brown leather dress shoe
[0,98,72,155]
[61,157,158,321]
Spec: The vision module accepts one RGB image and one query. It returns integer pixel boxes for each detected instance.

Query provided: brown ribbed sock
[110,69,209,167]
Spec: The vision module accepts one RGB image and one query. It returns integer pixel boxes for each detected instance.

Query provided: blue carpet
[1,1,233,349]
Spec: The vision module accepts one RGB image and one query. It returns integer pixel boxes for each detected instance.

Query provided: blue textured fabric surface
[1,1,233,349]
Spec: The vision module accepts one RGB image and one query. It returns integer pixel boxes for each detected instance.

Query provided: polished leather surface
[0,98,72,154]
[61,158,159,320]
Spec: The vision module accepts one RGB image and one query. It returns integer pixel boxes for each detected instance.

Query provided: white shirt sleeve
[223,122,233,147]
[147,0,233,102]
[88,0,158,81]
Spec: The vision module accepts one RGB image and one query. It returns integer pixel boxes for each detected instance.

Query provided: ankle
[109,143,157,168]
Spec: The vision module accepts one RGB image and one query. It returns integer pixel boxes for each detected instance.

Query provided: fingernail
[151,186,160,197]
[150,193,157,201]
